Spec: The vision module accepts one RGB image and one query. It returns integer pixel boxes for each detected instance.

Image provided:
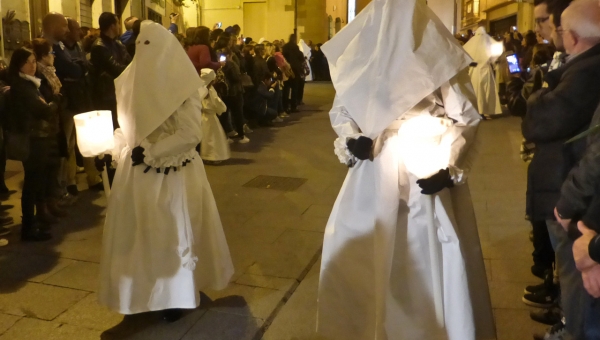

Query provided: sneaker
[227,138,234,144]
[533,320,567,340]
[525,282,546,294]
[523,286,559,308]
[237,136,250,144]
[273,116,284,123]
[530,308,562,326]
[243,124,253,134]
[279,112,290,118]
[227,131,239,138]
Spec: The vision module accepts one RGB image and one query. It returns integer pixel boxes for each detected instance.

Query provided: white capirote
[463,27,503,116]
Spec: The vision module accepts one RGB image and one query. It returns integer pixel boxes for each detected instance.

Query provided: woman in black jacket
[7,47,61,241]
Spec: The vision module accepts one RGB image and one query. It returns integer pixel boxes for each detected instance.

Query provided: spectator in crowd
[252,44,269,86]
[187,26,221,73]
[246,73,278,126]
[521,30,539,71]
[218,46,248,143]
[7,47,60,241]
[0,61,14,237]
[282,34,304,113]
[42,13,83,87]
[58,18,102,202]
[125,19,142,58]
[120,16,138,44]
[81,28,100,54]
[90,12,131,129]
[522,1,600,338]
[210,28,223,49]
[168,13,179,34]
[266,43,287,119]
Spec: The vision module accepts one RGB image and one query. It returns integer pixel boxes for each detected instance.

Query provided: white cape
[99,93,234,314]
[318,72,496,340]
[299,39,313,81]
[463,27,502,116]
[201,87,230,162]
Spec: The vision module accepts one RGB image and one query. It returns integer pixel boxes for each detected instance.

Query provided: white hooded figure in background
[200,69,230,163]
[463,27,503,117]
[318,0,496,339]
[298,39,313,81]
[98,21,234,320]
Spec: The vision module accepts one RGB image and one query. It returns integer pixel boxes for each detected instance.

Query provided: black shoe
[89,182,104,191]
[525,282,546,294]
[530,308,562,326]
[21,228,52,242]
[0,216,14,227]
[162,309,183,323]
[0,226,10,237]
[523,285,559,308]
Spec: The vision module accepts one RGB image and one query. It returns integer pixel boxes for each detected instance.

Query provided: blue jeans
[547,220,600,339]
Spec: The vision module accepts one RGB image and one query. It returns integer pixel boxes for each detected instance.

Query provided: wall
[1,0,30,22]
[201,0,243,30]
[325,0,347,30]
[428,0,456,32]
[297,0,327,43]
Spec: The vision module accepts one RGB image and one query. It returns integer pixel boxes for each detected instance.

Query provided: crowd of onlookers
[463,0,600,338]
[0,11,330,243]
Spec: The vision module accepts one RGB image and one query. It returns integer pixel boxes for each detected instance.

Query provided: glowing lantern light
[73,110,114,196]
[398,115,452,327]
[491,41,504,58]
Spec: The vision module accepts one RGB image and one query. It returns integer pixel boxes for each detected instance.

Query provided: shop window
[147,8,162,24]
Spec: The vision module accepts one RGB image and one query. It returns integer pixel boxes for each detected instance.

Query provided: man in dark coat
[282,34,304,113]
[90,12,131,129]
[522,1,600,338]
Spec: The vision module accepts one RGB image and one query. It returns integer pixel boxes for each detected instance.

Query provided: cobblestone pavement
[0,83,548,339]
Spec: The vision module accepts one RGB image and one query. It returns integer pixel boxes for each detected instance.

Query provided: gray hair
[562,0,600,40]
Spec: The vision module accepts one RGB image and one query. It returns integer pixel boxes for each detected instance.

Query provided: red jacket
[187,45,220,72]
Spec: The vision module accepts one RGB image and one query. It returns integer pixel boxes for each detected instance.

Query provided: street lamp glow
[73,110,115,158]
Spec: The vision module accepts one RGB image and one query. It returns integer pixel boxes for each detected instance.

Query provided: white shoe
[227,138,234,144]
[238,136,250,144]
[243,124,253,134]
[279,112,290,118]
[227,131,239,138]
[273,117,284,123]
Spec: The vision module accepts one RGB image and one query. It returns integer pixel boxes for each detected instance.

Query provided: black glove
[416,168,454,195]
[346,136,373,161]
[131,146,145,166]
[95,155,112,172]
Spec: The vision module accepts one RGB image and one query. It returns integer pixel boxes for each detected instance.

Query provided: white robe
[299,40,313,82]
[317,72,496,340]
[98,93,234,314]
[201,87,230,162]
[463,28,502,116]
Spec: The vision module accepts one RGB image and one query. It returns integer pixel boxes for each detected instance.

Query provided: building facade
[459,0,535,36]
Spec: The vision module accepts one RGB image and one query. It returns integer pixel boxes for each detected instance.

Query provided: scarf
[37,62,62,95]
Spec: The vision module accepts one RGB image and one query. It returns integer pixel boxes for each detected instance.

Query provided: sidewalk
[0,82,346,340]
[0,84,549,340]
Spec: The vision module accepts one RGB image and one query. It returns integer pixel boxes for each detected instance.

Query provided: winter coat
[89,34,130,113]
[522,43,600,220]
[7,74,58,137]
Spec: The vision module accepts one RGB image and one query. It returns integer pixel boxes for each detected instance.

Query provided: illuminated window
[474,0,480,16]
[348,0,356,23]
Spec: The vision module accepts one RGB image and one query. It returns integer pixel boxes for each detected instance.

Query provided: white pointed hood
[299,39,312,59]
[322,0,472,138]
[463,27,498,65]
[115,20,203,148]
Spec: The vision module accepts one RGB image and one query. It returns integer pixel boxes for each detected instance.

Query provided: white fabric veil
[321,0,472,138]
[115,20,203,148]
[463,27,496,65]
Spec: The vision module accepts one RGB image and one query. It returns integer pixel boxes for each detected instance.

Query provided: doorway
[29,0,49,38]
[243,2,267,40]
[489,15,517,37]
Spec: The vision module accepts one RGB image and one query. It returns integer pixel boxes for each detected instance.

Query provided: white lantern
[398,115,452,328]
[490,41,505,58]
[73,110,115,197]
[398,115,452,179]
[73,111,115,158]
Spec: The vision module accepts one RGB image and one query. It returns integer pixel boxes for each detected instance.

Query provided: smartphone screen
[217,22,222,28]
[219,55,226,62]
[507,54,521,74]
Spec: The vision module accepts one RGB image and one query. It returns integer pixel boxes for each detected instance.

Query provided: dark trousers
[298,78,306,104]
[22,138,60,227]
[283,78,299,112]
[224,94,245,138]
[531,219,555,269]
[218,110,233,134]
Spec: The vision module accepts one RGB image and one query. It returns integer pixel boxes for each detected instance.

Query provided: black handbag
[5,130,30,161]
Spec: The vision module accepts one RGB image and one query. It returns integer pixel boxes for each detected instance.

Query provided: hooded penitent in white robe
[98,21,234,314]
[298,39,313,81]
[199,69,230,162]
[463,27,503,116]
[318,0,496,339]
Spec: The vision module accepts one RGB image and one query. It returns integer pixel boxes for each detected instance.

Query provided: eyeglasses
[535,16,550,25]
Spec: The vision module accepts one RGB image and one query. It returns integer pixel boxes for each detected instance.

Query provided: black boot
[162,309,183,322]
